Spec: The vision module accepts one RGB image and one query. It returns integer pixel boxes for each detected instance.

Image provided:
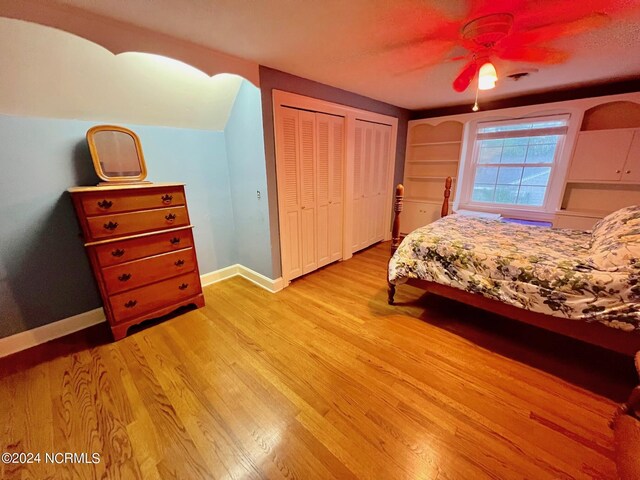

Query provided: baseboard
[0,264,284,358]
[0,307,106,359]
[200,263,284,293]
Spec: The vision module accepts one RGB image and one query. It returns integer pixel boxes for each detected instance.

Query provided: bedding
[389,207,640,332]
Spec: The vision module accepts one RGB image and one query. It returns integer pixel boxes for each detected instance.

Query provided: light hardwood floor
[0,242,635,479]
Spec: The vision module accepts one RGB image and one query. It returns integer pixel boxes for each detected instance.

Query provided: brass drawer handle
[118,273,132,282]
[169,237,181,245]
[178,283,189,290]
[161,194,173,204]
[111,248,125,257]
[165,213,177,222]
[97,199,113,209]
[104,221,119,231]
[124,300,137,309]
[175,259,185,267]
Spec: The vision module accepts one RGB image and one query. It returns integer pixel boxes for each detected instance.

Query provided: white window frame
[458,114,572,217]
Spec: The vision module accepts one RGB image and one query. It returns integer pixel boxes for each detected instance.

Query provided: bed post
[441,176,452,217]
[388,184,404,304]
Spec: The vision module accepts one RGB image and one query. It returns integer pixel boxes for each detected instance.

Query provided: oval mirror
[87,125,148,183]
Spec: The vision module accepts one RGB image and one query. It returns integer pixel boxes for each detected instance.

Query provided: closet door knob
[616,170,621,173]
[626,170,632,174]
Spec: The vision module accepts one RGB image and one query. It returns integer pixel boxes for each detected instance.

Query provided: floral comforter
[389,212,640,332]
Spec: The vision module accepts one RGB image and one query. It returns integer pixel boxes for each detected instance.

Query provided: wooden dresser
[68,183,205,340]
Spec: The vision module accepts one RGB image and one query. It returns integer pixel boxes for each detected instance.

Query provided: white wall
[0,17,242,130]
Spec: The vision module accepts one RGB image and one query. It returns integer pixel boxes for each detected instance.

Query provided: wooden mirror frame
[86,125,148,183]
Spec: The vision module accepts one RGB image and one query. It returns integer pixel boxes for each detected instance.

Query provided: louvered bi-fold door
[352,120,393,253]
[276,107,345,282]
[276,107,303,280]
[316,113,344,268]
[298,110,317,275]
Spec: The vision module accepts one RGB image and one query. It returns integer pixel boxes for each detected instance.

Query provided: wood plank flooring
[0,241,636,479]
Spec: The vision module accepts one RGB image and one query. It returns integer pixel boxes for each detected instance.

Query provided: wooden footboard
[388,177,452,303]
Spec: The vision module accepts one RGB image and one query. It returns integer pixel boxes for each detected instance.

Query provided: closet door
[316,113,344,268]
[352,122,365,251]
[299,110,317,275]
[328,116,345,262]
[275,107,303,280]
[352,120,393,252]
[374,124,392,241]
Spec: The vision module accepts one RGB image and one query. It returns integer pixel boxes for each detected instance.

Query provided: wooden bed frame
[387,178,640,356]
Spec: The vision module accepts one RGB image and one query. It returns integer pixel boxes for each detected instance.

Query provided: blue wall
[0,114,235,338]
[225,81,273,278]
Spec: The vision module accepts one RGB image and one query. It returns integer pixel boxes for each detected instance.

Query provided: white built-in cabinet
[352,120,393,252]
[568,129,640,183]
[275,107,344,281]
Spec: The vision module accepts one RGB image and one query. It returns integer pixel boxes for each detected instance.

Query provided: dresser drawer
[109,272,201,324]
[93,228,194,267]
[102,247,196,295]
[80,187,185,216]
[87,206,189,241]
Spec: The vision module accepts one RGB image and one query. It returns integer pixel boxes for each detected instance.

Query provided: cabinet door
[400,202,441,234]
[622,131,640,183]
[299,110,317,275]
[275,107,303,281]
[568,130,634,181]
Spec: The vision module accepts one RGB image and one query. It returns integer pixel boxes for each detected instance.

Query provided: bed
[387,180,640,355]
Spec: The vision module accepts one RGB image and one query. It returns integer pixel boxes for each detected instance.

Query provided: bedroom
[0,0,639,479]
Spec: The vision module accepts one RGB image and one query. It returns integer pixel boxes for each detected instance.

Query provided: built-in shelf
[406,175,457,180]
[407,160,459,164]
[556,209,609,218]
[405,197,454,204]
[410,140,462,146]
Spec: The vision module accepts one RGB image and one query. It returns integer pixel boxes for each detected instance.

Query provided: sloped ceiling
[0,18,243,130]
[6,0,639,111]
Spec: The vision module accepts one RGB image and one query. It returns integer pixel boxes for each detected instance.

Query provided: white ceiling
[32,0,640,109]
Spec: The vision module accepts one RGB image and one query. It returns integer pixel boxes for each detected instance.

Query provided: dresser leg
[111,324,129,341]
[193,293,205,308]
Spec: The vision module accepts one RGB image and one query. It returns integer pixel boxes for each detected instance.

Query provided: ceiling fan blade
[453,61,479,92]
[511,13,610,45]
[497,45,569,64]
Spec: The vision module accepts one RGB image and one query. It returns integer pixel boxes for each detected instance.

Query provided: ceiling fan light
[478,62,497,90]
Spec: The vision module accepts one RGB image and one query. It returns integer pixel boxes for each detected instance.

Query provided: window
[466,116,569,209]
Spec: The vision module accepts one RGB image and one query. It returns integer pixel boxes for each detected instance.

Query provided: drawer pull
[97,199,113,210]
[178,283,189,290]
[165,213,177,222]
[161,194,173,204]
[175,259,185,267]
[169,237,181,245]
[124,300,137,309]
[118,273,132,282]
[104,221,119,231]
[111,248,125,257]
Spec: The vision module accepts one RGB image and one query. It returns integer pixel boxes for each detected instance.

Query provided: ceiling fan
[380,0,630,93]
[450,11,608,93]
